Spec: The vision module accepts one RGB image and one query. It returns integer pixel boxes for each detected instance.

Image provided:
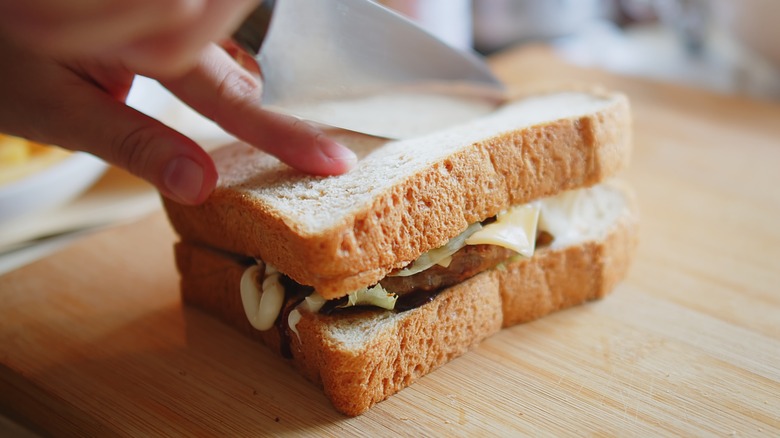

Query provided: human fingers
[114,0,259,78]
[0,0,203,57]
[0,0,259,79]
[160,44,357,175]
[0,40,217,205]
[70,93,219,205]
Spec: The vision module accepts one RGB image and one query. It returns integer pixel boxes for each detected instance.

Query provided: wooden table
[2,46,779,436]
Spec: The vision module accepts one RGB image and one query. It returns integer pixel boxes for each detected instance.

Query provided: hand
[0,0,357,205]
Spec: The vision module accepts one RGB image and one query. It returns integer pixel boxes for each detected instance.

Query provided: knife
[231,0,506,139]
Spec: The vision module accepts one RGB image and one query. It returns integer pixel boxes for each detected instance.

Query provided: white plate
[0,152,107,225]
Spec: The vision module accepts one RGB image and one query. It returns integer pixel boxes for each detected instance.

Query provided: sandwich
[162,90,639,416]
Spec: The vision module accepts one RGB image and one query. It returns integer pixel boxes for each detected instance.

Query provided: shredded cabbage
[389,222,482,277]
[337,283,398,310]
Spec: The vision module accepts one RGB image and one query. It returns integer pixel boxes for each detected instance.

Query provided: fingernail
[319,138,357,166]
[164,156,204,204]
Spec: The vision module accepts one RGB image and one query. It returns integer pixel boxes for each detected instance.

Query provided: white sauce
[239,264,285,331]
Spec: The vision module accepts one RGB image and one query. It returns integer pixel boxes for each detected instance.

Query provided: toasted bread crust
[174,193,638,416]
[164,92,631,299]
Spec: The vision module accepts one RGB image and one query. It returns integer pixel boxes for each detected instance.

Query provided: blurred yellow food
[0,134,71,186]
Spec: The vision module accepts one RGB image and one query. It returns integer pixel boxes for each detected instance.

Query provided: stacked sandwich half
[163,90,638,416]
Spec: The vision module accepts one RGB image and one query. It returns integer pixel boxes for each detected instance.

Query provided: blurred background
[380,0,780,99]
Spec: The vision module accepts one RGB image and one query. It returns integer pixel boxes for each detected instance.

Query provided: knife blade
[232,0,506,139]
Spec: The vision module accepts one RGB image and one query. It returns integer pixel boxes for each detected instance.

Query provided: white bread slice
[163,91,632,299]
[174,182,638,416]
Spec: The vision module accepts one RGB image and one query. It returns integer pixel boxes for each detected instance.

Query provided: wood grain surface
[1,46,779,436]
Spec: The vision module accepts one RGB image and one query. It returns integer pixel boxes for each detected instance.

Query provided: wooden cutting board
[2,46,779,436]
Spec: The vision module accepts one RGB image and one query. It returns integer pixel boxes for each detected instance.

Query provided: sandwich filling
[240,182,627,338]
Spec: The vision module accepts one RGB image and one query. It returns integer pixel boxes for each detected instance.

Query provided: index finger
[159,44,357,176]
